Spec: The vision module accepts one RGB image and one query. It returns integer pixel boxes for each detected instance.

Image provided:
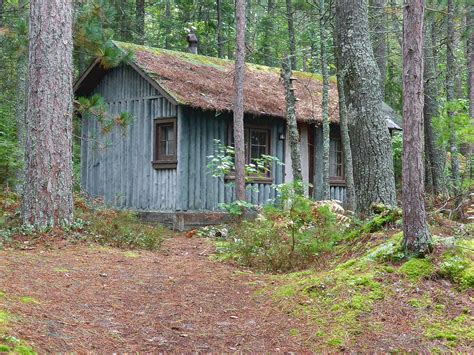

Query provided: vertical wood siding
[178,107,286,211]
[80,65,177,210]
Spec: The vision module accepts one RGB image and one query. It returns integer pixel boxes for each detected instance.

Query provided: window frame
[152,117,177,169]
[329,136,345,185]
[227,124,273,183]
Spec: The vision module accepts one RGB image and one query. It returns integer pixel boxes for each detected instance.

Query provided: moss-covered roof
[114,41,339,123]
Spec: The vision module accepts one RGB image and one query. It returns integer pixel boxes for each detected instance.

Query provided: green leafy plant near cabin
[214,182,345,271]
[207,139,283,184]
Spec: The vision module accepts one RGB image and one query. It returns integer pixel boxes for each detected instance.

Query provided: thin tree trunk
[262,0,275,66]
[447,0,460,193]
[369,0,387,98]
[15,0,28,192]
[423,15,443,195]
[281,56,303,192]
[468,4,473,120]
[164,0,171,49]
[217,0,225,58]
[0,0,4,26]
[22,0,74,228]
[320,0,330,200]
[402,0,431,255]
[336,0,397,215]
[136,0,145,44]
[389,0,403,48]
[285,0,297,70]
[233,0,246,201]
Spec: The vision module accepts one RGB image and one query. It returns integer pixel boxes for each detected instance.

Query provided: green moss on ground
[18,297,39,305]
[438,239,474,290]
[397,258,435,282]
[424,314,474,344]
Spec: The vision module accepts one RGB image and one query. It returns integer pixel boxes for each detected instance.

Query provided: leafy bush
[218,183,345,271]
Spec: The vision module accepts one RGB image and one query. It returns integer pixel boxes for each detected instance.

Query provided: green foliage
[216,183,344,271]
[391,132,402,185]
[207,139,283,183]
[79,209,166,251]
[397,258,435,282]
[438,238,474,290]
[345,207,402,241]
[218,200,255,216]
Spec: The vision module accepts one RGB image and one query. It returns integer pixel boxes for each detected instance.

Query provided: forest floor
[0,233,473,353]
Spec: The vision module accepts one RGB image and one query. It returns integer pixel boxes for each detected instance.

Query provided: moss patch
[424,314,474,344]
[438,238,474,290]
[397,258,435,282]
[19,297,39,305]
[122,251,140,258]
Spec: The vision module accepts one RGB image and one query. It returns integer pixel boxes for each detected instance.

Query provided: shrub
[220,183,345,271]
[82,209,166,250]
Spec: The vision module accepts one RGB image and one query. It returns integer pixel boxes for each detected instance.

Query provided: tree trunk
[320,0,330,200]
[164,0,171,49]
[22,0,74,228]
[135,0,145,44]
[446,0,460,193]
[0,0,4,26]
[217,0,225,58]
[369,0,387,98]
[423,14,443,195]
[468,4,473,120]
[336,0,397,215]
[281,56,303,192]
[233,0,246,201]
[402,0,431,255]
[262,0,275,66]
[15,0,28,192]
[285,0,297,70]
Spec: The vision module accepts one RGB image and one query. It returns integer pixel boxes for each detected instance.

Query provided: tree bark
[233,0,246,201]
[135,0,145,44]
[22,0,74,228]
[320,0,330,200]
[262,0,275,66]
[336,0,397,215]
[369,0,387,98]
[423,14,444,195]
[164,0,171,49]
[281,56,303,192]
[468,4,473,120]
[446,0,460,193]
[15,0,28,192]
[285,0,297,70]
[402,0,431,255]
[217,0,225,58]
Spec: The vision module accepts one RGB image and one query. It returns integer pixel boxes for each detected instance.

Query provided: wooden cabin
[74,41,400,228]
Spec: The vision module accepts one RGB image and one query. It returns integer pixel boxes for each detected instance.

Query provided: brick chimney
[186,32,198,54]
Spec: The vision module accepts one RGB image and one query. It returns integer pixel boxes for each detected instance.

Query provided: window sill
[329,179,346,186]
[225,175,273,184]
[152,160,177,169]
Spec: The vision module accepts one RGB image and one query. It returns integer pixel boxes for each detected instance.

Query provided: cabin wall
[80,64,178,210]
[177,107,286,211]
[312,124,346,203]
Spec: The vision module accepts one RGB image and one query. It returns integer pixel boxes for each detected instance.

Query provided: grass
[18,297,39,305]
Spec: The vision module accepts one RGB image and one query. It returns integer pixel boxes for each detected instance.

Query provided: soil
[0,236,312,352]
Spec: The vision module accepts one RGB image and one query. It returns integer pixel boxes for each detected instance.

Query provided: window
[153,118,177,169]
[228,125,272,182]
[329,138,344,182]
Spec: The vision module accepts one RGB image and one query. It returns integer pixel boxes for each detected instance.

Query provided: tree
[446,0,460,192]
[22,0,74,228]
[335,0,397,215]
[281,56,303,193]
[233,0,246,201]
[285,0,297,70]
[320,0,330,200]
[423,12,443,195]
[467,4,473,120]
[369,0,387,98]
[402,0,431,255]
[135,0,145,44]
[217,0,225,58]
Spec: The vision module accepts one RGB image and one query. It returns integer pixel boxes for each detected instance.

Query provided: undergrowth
[0,192,166,251]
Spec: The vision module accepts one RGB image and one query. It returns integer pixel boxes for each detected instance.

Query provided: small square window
[153,118,177,169]
[329,138,344,182]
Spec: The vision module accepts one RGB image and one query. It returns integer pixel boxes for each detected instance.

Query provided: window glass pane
[157,123,175,159]
[330,139,343,178]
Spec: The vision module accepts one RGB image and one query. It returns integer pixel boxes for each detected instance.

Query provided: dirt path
[0,236,310,352]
